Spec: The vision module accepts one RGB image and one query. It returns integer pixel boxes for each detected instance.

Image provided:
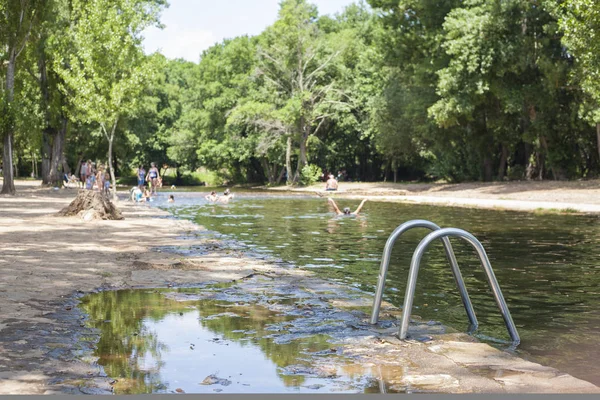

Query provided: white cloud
[144,26,216,62]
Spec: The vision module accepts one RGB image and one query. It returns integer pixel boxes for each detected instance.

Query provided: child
[131,186,143,202]
[143,187,152,202]
[96,167,104,192]
[104,172,110,195]
[168,195,175,203]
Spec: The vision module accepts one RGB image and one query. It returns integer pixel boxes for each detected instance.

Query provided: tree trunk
[483,155,493,182]
[285,135,292,185]
[276,165,285,185]
[497,143,508,181]
[73,154,83,176]
[107,120,118,201]
[48,117,67,185]
[294,134,308,184]
[392,159,397,183]
[596,123,600,163]
[39,52,52,184]
[261,158,274,184]
[383,159,390,182]
[539,135,551,180]
[41,130,51,184]
[1,50,17,195]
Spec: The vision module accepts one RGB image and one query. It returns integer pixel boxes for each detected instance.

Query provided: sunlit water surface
[142,191,600,385]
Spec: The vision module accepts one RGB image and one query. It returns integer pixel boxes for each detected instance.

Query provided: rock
[200,374,232,386]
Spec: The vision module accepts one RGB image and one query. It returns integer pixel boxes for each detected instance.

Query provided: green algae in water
[79,289,387,394]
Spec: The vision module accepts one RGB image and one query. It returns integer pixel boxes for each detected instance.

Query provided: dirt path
[261,180,600,213]
[0,181,597,394]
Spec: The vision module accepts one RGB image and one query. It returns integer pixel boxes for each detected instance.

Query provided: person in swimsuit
[131,186,143,202]
[168,195,175,203]
[104,172,111,195]
[328,198,367,216]
[137,165,146,189]
[146,162,160,195]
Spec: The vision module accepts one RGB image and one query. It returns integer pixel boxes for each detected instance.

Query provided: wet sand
[0,181,598,394]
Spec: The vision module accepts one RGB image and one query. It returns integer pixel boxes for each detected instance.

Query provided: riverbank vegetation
[1,0,600,193]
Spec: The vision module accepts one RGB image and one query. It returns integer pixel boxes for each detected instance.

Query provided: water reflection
[80,289,384,394]
[162,195,600,385]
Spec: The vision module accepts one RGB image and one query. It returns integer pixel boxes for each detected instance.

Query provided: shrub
[300,164,322,186]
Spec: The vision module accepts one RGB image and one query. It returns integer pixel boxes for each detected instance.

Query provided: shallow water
[80,287,401,394]
[148,192,600,386]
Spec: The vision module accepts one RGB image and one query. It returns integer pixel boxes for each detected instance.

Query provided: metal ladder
[370,220,520,345]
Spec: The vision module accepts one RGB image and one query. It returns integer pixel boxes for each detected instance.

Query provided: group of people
[78,159,110,195]
[130,162,164,203]
[137,163,162,194]
[205,188,235,204]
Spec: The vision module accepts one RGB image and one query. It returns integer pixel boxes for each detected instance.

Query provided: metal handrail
[399,228,520,344]
[370,220,478,329]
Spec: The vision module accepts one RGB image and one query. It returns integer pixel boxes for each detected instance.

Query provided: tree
[0,0,42,194]
[560,0,600,163]
[255,0,349,184]
[54,0,166,198]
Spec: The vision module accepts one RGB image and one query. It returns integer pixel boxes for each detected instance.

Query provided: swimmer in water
[328,198,367,216]
[205,191,219,202]
[168,195,175,203]
[218,188,235,203]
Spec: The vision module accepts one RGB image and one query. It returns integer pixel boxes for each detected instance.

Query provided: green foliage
[300,163,323,186]
[3,0,600,187]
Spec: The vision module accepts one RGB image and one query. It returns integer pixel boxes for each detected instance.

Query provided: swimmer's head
[343,207,351,214]
[210,191,216,195]
[224,188,230,195]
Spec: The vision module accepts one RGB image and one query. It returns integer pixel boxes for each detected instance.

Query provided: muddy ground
[0,181,598,394]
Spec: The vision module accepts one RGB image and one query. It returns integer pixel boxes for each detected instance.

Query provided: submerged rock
[200,375,232,386]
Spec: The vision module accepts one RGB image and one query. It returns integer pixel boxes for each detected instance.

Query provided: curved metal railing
[370,220,478,329]
[399,228,520,344]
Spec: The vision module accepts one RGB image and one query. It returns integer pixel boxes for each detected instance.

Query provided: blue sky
[143,0,359,62]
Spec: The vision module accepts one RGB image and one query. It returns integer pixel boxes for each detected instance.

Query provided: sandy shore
[261,180,600,213]
[0,181,598,394]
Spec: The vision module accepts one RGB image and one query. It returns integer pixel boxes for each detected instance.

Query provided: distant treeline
[1,0,600,192]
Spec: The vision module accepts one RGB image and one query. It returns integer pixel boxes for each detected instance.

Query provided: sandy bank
[260,180,600,213]
[0,181,597,394]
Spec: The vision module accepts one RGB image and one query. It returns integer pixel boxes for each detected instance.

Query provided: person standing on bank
[137,165,146,189]
[80,161,88,188]
[146,162,160,195]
